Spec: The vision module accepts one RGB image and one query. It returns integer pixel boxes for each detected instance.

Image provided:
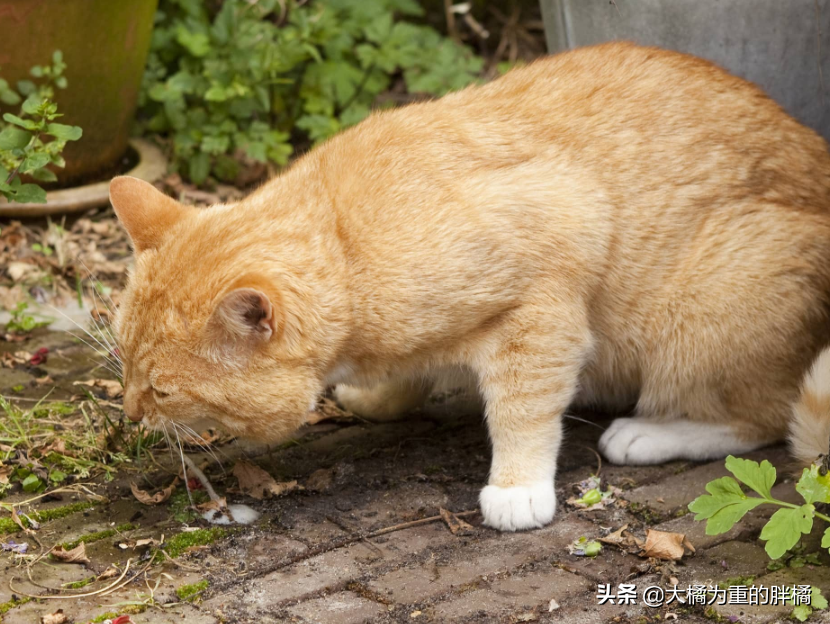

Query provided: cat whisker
[172,425,193,507]
[72,256,122,362]
[48,305,123,374]
[562,413,606,430]
[174,421,226,475]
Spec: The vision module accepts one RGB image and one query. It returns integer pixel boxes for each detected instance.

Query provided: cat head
[108,176,328,443]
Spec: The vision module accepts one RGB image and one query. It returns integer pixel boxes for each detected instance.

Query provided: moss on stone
[159,527,227,561]
[0,500,97,535]
[176,579,209,601]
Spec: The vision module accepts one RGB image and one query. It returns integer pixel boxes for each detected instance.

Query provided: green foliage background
[139,0,484,185]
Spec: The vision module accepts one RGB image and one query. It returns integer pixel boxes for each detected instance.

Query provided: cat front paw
[479,481,556,531]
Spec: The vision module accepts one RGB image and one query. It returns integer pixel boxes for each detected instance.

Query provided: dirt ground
[0,324,828,624]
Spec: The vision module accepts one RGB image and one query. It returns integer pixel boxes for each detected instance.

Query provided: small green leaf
[576,488,603,506]
[3,113,38,131]
[688,476,766,534]
[795,465,830,505]
[792,604,812,622]
[30,168,58,183]
[49,470,67,483]
[21,474,41,492]
[188,151,211,185]
[759,504,814,559]
[12,184,47,204]
[0,88,21,106]
[725,455,776,498]
[21,152,51,174]
[21,94,42,115]
[583,540,602,557]
[46,123,82,142]
[813,586,829,610]
[0,125,32,150]
[823,526,830,550]
[16,79,36,96]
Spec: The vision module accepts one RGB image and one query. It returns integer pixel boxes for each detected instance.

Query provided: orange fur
[111,42,830,531]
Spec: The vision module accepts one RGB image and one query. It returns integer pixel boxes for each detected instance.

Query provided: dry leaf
[118,537,160,550]
[98,566,119,580]
[0,464,11,484]
[599,524,643,551]
[641,529,695,561]
[1,350,31,368]
[306,468,335,492]
[74,379,123,399]
[51,543,90,565]
[233,461,300,500]
[439,507,474,535]
[41,610,67,624]
[130,478,179,505]
[7,261,38,282]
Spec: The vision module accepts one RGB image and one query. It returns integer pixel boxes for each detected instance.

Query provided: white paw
[479,481,556,531]
[598,418,671,465]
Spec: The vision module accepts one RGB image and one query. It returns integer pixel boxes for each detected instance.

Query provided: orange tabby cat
[110,42,830,532]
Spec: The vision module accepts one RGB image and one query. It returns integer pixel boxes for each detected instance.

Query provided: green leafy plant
[690,456,830,619]
[139,0,483,185]
[689,456,830,559]
[5,302,52,334]
[0,50,82,203]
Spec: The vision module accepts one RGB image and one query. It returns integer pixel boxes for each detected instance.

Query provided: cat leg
[598,417,769,465]
[475,301,592,531]
[333,378,433,422]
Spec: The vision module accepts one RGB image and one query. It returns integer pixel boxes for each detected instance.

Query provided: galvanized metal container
[540,0,830,141]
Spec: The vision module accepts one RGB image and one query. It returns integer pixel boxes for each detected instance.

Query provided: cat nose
[125,405,143,422]
[123,394,144,422]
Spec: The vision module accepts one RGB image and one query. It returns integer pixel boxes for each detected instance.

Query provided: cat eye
[152,388,171,399]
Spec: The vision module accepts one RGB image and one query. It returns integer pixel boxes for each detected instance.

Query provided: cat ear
[109,176,195,252]
[207,288,276,349]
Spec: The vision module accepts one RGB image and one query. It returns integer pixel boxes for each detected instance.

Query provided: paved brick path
[1,334,828,623]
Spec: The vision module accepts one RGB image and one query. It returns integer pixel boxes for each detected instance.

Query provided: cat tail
[788,346,830,466]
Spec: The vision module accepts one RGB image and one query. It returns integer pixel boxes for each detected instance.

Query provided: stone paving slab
[1,332,829,624]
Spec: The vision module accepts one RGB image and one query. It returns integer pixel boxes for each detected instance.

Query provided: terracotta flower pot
[0,0,159,186]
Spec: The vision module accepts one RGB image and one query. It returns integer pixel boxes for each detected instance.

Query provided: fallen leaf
[7,261,38,282]
[117,537,160,550]
[51,543,90,565]
[130,478,179,505]
[306,468,334,492]
[10,507,36,535]
[567,536,602,557]
[641,529,695,561]
[548,599,560,612]
[599,524,644,551]
[1,350,31,368]
[40,609,67,624]
[74,379,123,399]
[566,475,622,510]
[98,566,119,580]
[233,461,300,500]
[0,464,11,484]
[439,507,474,535]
